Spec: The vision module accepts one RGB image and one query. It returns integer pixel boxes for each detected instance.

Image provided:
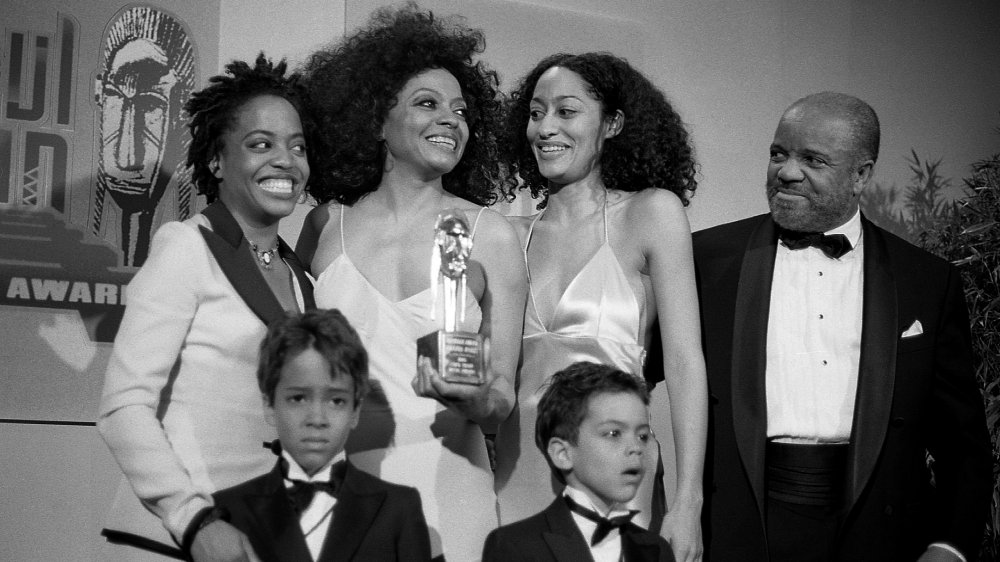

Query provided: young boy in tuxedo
[207,309,432,562]
[483,362,675,562]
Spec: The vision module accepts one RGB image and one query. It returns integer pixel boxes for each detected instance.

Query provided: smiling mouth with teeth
[539,145,567,153]
[428,136,457,150]
[259,178,294,194]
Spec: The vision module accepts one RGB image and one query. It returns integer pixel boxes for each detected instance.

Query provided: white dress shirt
[563,485,634,562]
[282,450,344,561]
[766,211,864,442]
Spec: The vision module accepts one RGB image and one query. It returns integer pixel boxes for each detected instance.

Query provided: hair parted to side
[300,2,515,206]
[257,308,370,406]
[535,361,650,483]
[788,91,881,164]
[184,52,313,203]
[505,52,697,208]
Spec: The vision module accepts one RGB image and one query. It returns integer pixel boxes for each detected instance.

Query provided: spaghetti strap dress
[493,194,666,528]
[312,205,495,561]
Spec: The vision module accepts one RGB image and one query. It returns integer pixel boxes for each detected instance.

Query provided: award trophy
[416,210,486,385]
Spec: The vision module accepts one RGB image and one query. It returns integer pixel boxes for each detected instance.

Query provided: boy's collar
[562,483,631,518]
[281,449,346,483]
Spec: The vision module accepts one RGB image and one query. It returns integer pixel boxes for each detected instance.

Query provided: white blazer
[98,202,314,555]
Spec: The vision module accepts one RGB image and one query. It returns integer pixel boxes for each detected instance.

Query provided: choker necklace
[249,239,279,270]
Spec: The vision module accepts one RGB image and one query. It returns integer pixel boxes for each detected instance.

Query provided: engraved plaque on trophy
[416,209,486,385]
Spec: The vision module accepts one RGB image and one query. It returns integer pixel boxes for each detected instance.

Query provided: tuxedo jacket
[482,497,674,562]
[98,201,315,556]
[213,459,432,562]
[693,213,991,561]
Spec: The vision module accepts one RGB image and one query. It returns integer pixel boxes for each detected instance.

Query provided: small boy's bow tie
[779,228,852,259]
[287,480,338,513]
[563,495,639,546]
[266,440,341,512]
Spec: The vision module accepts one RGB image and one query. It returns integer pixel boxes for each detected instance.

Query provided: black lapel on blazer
[321,462,385,562]
[730,215,777,525]
[279,238,315,310]
[844,217,896,510]
[199,201,287,325]
[542,499,596,562]
[243,465,314,562]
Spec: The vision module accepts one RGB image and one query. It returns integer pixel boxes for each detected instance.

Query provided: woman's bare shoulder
[467,207,521,248]
[619,188,686,225]
[298,202,340,263]
[303,201,337,230]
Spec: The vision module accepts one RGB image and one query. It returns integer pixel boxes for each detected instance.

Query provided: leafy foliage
[860,150,957,242]
[869,148,1000,559]
[921,151,1000,559]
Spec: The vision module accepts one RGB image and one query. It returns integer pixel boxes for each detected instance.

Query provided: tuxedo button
[891,417,905,428]
[884,505,894,516]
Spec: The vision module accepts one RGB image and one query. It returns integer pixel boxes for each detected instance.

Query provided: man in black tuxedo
[694,92,991,561]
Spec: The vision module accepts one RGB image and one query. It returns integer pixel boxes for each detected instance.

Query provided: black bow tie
[779,229,852,259]
[287,479,338,513]
[266,441,340,513]
[563,495,639,546]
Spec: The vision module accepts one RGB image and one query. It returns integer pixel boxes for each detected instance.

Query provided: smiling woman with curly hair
[98,53,316,561]
[492,52,708,562]
[300,5,514,206]
[295,5,526,561]
[504,52,697,205]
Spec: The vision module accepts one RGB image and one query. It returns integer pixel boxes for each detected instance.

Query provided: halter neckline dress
[494,195,661,527]
[313,205,495,561]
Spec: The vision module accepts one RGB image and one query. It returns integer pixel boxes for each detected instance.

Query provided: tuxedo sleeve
[926,265,992,558]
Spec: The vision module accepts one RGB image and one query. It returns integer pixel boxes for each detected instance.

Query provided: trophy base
[417,330,485,385]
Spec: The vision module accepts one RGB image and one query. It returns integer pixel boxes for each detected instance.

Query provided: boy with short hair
[210,308,432,562]
[484,362,675,562]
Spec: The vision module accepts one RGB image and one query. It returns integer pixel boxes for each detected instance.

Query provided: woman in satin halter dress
[493,52,708,561]
[295,7,526,561]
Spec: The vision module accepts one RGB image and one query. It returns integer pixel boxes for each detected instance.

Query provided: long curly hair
[184,53,312,203]
[300,3,513,206]
[505,52,697,207]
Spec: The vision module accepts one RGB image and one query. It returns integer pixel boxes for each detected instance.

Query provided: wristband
[181,506,229,554]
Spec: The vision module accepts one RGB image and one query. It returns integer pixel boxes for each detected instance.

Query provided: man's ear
[604,109,625,139]
[210,157,222,179]
[853,158,875,197]
[548,437,575,472]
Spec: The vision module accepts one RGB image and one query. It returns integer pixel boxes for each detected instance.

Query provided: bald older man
[695,92,991,561]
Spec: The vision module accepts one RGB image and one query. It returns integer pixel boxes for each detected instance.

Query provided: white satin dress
[493,198,668,530]
[313,205,495,561]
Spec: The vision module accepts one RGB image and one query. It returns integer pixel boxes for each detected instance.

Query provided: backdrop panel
[0,0,218,422]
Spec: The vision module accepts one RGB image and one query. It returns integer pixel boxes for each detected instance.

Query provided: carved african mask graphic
[93,6,195,266]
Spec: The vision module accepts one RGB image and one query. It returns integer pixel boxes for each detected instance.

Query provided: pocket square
[901,320,923,338]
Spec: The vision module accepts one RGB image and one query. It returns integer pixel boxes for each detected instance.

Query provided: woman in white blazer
[97,54,315,562]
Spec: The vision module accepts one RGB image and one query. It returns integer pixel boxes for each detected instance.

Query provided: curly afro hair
[184,53,312,203]
[505,52,697,208]
[300,3,514,206]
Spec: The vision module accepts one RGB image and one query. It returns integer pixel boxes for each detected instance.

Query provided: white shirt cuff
[927,542,966,562]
